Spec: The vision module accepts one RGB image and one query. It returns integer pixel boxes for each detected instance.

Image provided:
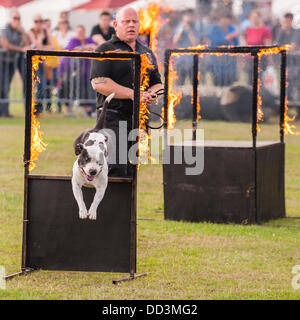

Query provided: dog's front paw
[79,208,88,219]
[88,209,97,220]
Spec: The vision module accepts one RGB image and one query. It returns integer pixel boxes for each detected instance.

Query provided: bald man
[90,7,162,177]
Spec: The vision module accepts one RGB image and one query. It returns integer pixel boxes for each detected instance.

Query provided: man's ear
[75,143,84,156]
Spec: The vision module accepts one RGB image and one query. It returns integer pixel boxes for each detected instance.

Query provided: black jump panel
[25,176,132,273]
[163,141,285,224]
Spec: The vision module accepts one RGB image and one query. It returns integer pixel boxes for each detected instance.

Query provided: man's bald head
[113,7,140,45]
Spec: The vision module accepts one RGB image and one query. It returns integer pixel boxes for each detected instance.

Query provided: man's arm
[1,36,26,52]
[91,77,161,105]
[91,77,134,100]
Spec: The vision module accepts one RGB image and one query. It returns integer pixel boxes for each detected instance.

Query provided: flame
[138,53,156,165]
[256,67,263,132]
[165,55,182,130]
[283,72,300,136]
[29,56,47,171]
[138,2,171,68]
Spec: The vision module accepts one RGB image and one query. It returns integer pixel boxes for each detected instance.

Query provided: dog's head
[76,134,108,182]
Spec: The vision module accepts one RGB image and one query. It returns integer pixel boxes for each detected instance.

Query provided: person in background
[239,12,253,44]
[275,13,295,46]
[58,25,96,117]
[194,11,209,45]
[90,11,115,46]
[42,18,60,113]
[244,9,272,84]
[275,13,300,101]
[52,19,75,49]
[0,8,30,117]
[207,13,239,87]
[52,19,75,113]
[173,10,199,85]
[27,14,54,116]
[245,9,272,46]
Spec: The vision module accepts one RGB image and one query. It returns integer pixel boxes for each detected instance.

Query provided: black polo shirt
[90,35,162,117]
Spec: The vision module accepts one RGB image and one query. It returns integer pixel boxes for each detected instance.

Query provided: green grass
[0,102,300,299]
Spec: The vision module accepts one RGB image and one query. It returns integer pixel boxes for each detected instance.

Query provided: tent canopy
[73,0,134,10]
[0,0,32,7]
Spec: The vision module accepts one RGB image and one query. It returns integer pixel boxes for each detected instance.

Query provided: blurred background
[0,0,299,125]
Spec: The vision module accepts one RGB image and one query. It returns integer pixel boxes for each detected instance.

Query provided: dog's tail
[94,92,115,131]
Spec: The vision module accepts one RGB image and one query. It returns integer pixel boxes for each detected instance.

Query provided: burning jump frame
[163,46,288,224]
[5,50,146,284]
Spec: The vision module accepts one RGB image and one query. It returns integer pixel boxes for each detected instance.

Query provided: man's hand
[141,90,157,106]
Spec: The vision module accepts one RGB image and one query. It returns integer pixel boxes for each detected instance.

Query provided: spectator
[58,25,96,117]
[207,14,239,87]
[0,9,29,117]
[173,10,199,85]
[208,14,239,47]
[60,11,70,23]
[245,9,272,46]
[27,14,54,116]
[90,11,115,46]
[275,13,295,46]
[42,18,60,113]
[52,19,75,113]
[52,19,75,49]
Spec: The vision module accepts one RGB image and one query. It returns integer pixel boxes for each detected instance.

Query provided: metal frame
[6,50,147,284]
[163,46,287,224]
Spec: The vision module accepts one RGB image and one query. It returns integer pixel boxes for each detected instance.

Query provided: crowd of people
[1,6,300,118]
[0,9,116,118]
[157,9,300,87]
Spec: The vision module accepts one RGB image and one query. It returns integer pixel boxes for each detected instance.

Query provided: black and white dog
[72,93,114,220]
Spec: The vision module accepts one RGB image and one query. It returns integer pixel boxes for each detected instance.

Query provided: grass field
[0,103,299,300]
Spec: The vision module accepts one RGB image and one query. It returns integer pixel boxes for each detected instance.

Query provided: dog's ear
[75,143,84,156]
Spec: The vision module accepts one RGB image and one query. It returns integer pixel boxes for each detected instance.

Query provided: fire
[138,53,156,164]
[138,2,171,66]
[283,73,300,136]
[166,55,182,130]
[256,70,263,131]
[29,55,47,171]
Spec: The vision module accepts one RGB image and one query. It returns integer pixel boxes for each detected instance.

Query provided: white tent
[273,0,300,27]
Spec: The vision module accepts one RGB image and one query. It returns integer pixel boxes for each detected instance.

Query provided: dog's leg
[72,179,88,219]
[88,188,106,220]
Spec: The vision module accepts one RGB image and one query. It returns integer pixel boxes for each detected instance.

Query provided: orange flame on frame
[283,73,300,135]
[138,53,156,165]
[166,55,182,130]
[29,55,47,171]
